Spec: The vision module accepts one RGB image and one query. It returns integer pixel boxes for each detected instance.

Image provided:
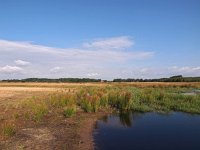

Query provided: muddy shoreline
[0,111,109,150]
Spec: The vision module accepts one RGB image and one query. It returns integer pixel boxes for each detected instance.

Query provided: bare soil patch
[0,83,107,150]
[0,111,104,150]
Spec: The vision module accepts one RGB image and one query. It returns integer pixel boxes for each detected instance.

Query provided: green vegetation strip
[10,86,200,122]
[78,86,200,114]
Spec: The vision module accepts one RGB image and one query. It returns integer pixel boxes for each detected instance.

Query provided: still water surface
[93,112,200,150]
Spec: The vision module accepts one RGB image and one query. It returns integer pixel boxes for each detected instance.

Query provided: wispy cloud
[82,36,134,50]
[0,65,23,73]
[168,66,200,76]
[15,60,30,66]
[118,66,200,79]
[50,67,63,73]
[0,36,155,79]
[2,37,199,79]
[87,73,100,77]
[0,37,152,61]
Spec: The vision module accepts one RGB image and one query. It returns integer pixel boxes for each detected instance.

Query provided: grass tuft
[1,123,16,137]
[63,106,76,117]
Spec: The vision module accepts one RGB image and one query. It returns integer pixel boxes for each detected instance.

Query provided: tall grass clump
[63,106,76,117]
[99,94,109,108]
[32,102,48,122]
[1,122,16,137]
[48,92,76,109]
[80,94,100,112]
[22,99,48,122]
[166,93,200,114]
[108,89,133,110]
[21,92,79,122]
[78,88,104,112]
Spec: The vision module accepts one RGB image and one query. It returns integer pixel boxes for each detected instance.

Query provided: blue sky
[0,0,200,79]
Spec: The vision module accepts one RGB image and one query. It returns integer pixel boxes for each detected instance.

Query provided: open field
[1,82,200,87]
[0,82,200,149]
[0,82,108,88]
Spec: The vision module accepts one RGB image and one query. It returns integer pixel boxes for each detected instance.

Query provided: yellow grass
[0,82,108,88]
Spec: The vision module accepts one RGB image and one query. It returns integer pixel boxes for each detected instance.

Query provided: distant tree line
[1,75,200,83]
[1,78,101,83]
[113,75,200,82]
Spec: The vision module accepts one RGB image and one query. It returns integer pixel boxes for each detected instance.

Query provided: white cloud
[50,67,63,73]
[0,40,59,54]
[15,60,30,66]
[0,38,151,61]
[87,73,100,77]
[168,66,200,76]
[1,37,199,80]
[0,65,23,73]
[117,66,200,79]
[0,36,155,79]
[83,36,134,50]
[192,67,200,71]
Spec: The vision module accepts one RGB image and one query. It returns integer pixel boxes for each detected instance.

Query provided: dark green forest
[113,75,200,82]
[1,75,200,82]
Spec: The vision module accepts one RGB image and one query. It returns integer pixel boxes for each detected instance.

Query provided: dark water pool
[93,112,200,150]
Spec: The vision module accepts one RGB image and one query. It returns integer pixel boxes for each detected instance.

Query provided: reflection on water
[118,111,132,127]
[94,112,200,150]
[100,115,108,123]
[99,111,143,128]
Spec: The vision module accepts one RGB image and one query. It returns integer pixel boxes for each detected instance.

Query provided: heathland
[0,82,200,149]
